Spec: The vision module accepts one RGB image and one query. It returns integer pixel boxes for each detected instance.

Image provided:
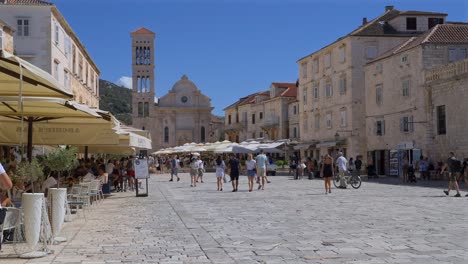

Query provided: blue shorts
[247,169,255,177]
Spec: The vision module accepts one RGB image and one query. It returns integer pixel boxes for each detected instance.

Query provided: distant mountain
[99,79,132,125]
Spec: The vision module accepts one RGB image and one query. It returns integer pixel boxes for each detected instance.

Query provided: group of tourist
[166,150,270,192]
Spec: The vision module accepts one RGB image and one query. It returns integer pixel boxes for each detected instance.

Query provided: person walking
[255,150,268,190]
[245,154,256,192]
[402,156,409,183]
[228,154,240,192]
[321,154,334,194]
[126,156,135,191]
[215,156,225,191]
[306,157,315,179]
[459,158,468,196]
[335,152,348,189]
[348,157,356,176]
[441,152,462,197]
[169,154,180,182]
[418,156,429,180]
[189,157,198,187]
[196,156,205,183]
[354,156,362,176]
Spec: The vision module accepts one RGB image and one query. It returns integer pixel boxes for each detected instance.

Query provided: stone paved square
[3,173,467,263]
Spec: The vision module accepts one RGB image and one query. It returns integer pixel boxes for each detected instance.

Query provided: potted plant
[42,147,77,243]
[14,158,48,257]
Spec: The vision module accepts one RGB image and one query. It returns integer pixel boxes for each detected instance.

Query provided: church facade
[130,28,223,152]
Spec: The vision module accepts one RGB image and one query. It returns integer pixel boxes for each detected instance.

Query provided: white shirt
[42,177,57,192]
[82,172,94,182]
[336,156,348,172]
[0,163,5,174]
[246,160,256,170]
[106,163,115,174]
[97,173,108,185]
[198,159,204,169]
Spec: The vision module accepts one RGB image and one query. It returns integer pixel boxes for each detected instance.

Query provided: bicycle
[333,172,362,189]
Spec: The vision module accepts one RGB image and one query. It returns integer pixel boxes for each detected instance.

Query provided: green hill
[99,79,132,125]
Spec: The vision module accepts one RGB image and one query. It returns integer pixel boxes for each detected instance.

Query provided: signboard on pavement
[134,159,150,179]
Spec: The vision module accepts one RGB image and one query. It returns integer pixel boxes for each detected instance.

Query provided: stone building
[0,19,14,54]
[424,58,468,161]
[364,24,468,175]
[224,82,297,142]
[0,0,100,107]
[130,28,223,152]
[296,6,447,160]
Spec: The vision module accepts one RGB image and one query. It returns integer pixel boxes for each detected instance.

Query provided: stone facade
[424,59,468,161]
[0,19,14,54]
[0,0,100,107]
[224,83,297,143]
[130,28,222,152]
[364,24,468,175]
[296,6,445,160]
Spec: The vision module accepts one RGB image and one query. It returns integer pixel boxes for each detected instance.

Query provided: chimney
[385,5,394,12]
[362,17,368,25]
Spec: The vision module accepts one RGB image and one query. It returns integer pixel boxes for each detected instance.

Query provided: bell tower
[130,27,155,136]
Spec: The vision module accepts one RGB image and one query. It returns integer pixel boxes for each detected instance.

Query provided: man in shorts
[170,155,180,182]
[228,154,240,192]
[441,152,462,197]
[255,150,268,190]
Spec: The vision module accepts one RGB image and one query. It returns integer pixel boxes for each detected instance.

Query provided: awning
[294,143,314,150]
[0,96,102,118]
[316,141,339,148]
[117,130,152,149]
[0,52,73,99]
[78,146,135,155]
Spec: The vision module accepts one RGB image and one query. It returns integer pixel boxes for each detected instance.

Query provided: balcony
[224,120,247,132]
[261,116,280,129]
[425,59,468,83]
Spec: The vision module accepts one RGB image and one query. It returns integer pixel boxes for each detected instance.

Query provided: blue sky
[54,0,467,116]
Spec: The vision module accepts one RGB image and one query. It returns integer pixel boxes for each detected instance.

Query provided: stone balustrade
[425,58,468,83]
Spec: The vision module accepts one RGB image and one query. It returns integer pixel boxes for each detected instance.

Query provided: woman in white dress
[215,156,226,191]
[190,158,199,187]
[245,154,256,192]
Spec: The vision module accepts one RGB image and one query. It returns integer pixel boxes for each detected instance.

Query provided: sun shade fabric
[0,54,73,99]
[0,115,119,146]
[78,146,136,155]
[0,96,101,118]
[117,130,152,150]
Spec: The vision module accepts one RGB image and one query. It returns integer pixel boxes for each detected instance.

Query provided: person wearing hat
[335,152,348,189]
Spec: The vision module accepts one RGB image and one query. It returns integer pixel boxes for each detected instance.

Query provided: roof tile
[131,27,155,35]
[369,24,468,63]
[2,0,52,5]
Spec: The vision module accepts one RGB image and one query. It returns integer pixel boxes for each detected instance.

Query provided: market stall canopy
[0,52,73,99]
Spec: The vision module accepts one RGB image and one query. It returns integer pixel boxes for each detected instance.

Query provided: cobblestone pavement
[4,173,467,263]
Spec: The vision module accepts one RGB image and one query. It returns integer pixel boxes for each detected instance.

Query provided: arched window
[201,126,206,142]
[164,127,169,143]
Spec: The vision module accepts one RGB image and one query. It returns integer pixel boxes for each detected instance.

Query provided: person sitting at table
[97,164,108,185]
[11,179,31,208]
[1,190,12,207]
[42,175,58,197]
